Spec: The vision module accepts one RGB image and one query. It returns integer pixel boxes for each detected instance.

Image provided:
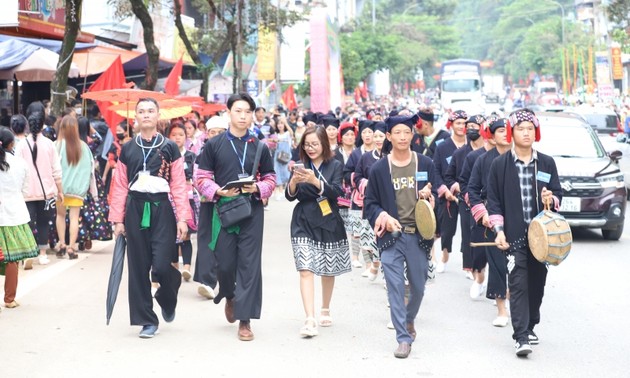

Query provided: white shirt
[0,152,31,226]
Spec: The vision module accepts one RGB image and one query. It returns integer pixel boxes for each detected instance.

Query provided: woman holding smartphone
[286,126,350,338]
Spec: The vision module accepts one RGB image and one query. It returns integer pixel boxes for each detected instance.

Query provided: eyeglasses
[303,143,321,150]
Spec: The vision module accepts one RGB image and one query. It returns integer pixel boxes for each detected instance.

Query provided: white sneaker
[351,260,363,269]
[361,268,370,278]
[436,261,446,273]
[386,321,394,329]
[197,284,215,300]
[38,255,50,265]
[465,271,474,280]
[492,316,509,327]
[181,270,192,282]
[469,282,483,299]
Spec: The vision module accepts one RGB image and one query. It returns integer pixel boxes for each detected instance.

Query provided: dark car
[564,106,622,134]
[535,112,626,240]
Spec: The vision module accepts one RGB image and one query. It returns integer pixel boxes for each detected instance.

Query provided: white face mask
[75,108,82,115]
[297,122,305,127]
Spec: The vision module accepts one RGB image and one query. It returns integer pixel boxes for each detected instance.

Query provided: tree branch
[130,0,160,90]
[51,0,82,117]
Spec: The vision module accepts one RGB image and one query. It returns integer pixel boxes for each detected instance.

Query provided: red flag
[87,56,126,134]
[164,56,183,96]
[282,84,297,111]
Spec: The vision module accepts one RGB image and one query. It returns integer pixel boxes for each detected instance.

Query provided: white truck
[483,74,505,103]
[439,59,483,109]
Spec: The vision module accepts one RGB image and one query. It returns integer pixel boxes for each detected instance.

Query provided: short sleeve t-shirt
[391,156,417,225]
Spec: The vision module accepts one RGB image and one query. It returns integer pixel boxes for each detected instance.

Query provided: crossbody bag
[26,139,56,211]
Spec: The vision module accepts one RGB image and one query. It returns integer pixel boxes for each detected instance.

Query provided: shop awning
[0,34,95,54]
[0,39,38,70]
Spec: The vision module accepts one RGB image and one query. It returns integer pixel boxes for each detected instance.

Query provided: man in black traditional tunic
[364,114,438,359]
[195,93,276,341]
[486,109,562,357]
[110,98,191,338]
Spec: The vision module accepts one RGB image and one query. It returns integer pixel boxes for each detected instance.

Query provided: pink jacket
[14,135,62,202]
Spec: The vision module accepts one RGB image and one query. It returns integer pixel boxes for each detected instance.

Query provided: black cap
[321,117,340,129]
[385,114,419,132]
[374,121,388,134]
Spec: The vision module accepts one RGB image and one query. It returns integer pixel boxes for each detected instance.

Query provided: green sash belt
[141,201,160,229]
[209,196,243,251]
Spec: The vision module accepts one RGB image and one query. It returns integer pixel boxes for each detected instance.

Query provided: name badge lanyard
[311,162,332,216]
[230,139,249,177]
[136,134,162,172]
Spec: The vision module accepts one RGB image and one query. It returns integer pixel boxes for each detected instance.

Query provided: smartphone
[293,163,305,171]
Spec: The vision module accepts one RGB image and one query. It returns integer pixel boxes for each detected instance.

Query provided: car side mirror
[609,150,623,162]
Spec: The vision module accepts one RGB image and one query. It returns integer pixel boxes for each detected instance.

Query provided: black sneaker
[162,308,176,323]
[515,340,532,357]
[528,330,540,345]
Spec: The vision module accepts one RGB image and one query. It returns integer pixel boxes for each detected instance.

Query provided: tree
[199,0,303,93]
[606,0,630,29]
[172,0,214,99]
[129,0,160,90]
[51,0,82,117]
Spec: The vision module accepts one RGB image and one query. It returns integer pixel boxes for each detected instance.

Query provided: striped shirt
[512,149,538,224]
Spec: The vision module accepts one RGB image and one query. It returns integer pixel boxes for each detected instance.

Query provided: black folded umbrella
[106,235,126,325]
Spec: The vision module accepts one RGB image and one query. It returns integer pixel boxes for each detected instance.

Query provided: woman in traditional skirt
[343,120,376,268]
[333,121,357,241]
[286,126,350,338]
[0,127,39,308]
[353,121,388,281]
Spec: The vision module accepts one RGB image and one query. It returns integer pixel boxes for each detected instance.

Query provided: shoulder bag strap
[250,140,265,178]
[25,138,48,201]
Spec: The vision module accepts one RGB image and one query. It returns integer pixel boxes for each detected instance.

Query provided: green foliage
[338,0,461,91]
[606,0,630,28]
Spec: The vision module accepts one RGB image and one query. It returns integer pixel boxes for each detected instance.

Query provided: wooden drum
[528,210,572,266]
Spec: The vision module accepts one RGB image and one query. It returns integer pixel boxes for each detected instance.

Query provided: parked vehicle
[599,133,630,198]
[564,105,622,134]
[535,112,626,240]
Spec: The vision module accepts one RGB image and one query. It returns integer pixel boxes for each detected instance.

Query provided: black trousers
[484,228,507,300]
[193,202,217,288]
[26,200,54,246]
[509,247,548,341]
[125,192,181,326]
[438,198,459,252]
[212,202,264,321]
[459,202,472,269]
[470,224,490,272]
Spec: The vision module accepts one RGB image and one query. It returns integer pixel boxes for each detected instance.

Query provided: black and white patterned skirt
[291,237,351,276]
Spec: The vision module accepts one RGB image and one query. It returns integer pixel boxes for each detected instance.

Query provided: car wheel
[602,223,624,240]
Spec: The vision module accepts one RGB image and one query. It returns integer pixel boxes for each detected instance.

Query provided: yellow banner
[257,27,276,81]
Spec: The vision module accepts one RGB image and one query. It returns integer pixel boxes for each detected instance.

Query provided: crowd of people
[0,93,563,359]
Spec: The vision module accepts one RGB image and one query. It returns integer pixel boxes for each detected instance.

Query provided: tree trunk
[51,0,82,117]
[130,0,159,90]
[173,0,210,100]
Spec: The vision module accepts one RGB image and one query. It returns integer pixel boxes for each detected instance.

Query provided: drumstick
[470,242,499,247]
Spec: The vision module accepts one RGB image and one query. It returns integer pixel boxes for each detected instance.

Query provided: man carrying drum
[486,109,563,357]
[364,114,438,359]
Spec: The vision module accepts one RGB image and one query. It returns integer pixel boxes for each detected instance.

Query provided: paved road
[1,198,629,377]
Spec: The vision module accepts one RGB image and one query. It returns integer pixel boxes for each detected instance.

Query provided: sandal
[299,317,318,338]
[56,244,67,258]
[319,309,333,327]
[67,248,78,260]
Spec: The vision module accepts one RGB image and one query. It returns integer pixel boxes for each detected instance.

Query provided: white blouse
[0,152,30,226]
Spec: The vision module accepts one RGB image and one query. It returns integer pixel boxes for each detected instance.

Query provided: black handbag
[217,196,252,228]
[276,151,291,164]
[216,141,265,228]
